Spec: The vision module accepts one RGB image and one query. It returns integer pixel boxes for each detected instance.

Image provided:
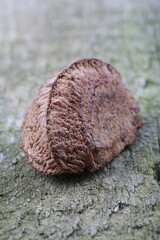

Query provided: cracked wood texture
[0,0,160,239]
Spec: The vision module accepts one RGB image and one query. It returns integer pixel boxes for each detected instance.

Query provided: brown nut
[20,58,142,175]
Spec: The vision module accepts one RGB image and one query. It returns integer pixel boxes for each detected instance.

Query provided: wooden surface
[0,0,160,239]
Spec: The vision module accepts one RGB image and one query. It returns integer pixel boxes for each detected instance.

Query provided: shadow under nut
[20,58,142,175]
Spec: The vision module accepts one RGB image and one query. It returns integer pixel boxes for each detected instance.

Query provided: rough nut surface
[20,58,142,175]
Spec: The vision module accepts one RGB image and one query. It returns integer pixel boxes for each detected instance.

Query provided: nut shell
[20,59,142,175]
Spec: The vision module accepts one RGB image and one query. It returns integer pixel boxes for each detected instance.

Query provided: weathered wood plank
[0,0,160,239]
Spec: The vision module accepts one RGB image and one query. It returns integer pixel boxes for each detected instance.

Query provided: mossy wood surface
[0,0,160,239]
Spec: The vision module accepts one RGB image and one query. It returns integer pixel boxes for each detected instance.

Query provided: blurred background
[0,0,160,124]
[0,0,160,239]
